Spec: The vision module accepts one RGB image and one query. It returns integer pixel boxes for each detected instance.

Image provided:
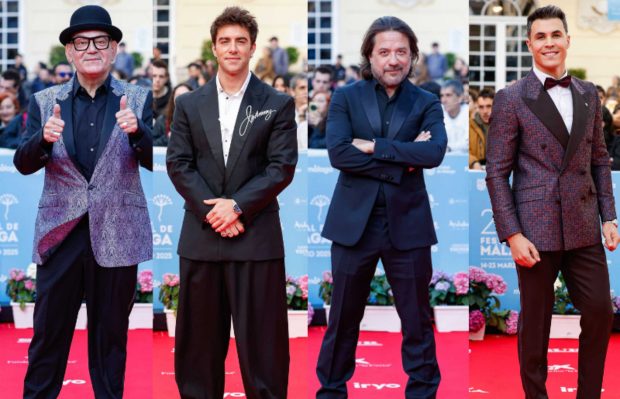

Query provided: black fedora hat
[59,5,123,45]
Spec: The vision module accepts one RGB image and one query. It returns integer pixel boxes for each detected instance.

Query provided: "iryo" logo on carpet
[352,383,400,390]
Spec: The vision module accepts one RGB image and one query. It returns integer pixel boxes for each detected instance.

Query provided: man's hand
[115,95,138,134]
[43,103,64,143]
[352,138,375,154]
[415,130,431,142]
[406,130,432,172]
[219,220,245,238]
[603,222,620,251]
[204,198,238,232]
[507,233,540,268]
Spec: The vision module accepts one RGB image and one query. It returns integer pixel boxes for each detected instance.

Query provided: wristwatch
[232,200,243,215]
[604,219,618,227]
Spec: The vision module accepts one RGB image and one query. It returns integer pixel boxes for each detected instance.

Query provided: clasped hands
[352,130,431,172]
[203,198,245,238]
[508,224,620,268]
[43,95,138,143]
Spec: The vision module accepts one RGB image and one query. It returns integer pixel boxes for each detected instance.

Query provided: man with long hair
[316,16,447,399]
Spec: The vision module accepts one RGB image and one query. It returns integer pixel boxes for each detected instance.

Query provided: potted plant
[468,266,508,340]
[550,273,580,339]
[321,270,400,332]
[159,273,180,337]
[487,309,519,335]
[286,274,308,338]
[6,266,36,328]
[469,310,486,340]
[430,270,468,332]
[129,269,153,329]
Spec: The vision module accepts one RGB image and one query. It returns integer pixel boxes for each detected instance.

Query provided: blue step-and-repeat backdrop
[4,148,617,312]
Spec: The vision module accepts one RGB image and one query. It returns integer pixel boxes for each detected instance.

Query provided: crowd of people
[304,42,470,150]
[5,42,618,166]
[468,76,620,170]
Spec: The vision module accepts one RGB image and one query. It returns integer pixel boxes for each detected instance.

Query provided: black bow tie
[544,75,571,90]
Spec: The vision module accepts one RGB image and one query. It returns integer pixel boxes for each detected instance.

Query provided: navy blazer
[321,79,447,250]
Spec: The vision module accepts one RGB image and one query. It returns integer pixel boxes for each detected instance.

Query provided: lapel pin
[585,102,588,107]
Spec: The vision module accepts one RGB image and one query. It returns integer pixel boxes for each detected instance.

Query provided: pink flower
[453,272,469,295]
[322,271,333,284]
[506,310,519,335]
[24,280,35,292]
[162,273,179,287]
[469,310,486,332]
[469,267,486,283]
[10,269,25,282]
[485,273,507,295]
[298,275,308,299]
[138,270,153,293]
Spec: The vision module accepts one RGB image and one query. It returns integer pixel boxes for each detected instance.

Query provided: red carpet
[0,323,152,398]
[470,334,620,398]
[153,331,308,398]
[307,327,468,398]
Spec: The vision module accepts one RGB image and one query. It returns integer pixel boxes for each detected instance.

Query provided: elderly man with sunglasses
[13,5,152,398]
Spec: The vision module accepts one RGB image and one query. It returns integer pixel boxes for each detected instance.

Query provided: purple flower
[286,284,297,296]
[469,310,486,332]
[453,272,469,295]
[614,296,620,312]
[322,271,333,284]
[506,310,519,335]
[435,281,451,292]
[308,302,314,325]
[431,270,450,285]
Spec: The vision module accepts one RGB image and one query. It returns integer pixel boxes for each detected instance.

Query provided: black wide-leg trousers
[23,216,137,399]
[174,257,290,399]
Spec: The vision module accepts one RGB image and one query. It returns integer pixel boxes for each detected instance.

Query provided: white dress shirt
[216,71,252,166]
[532,65,573,133]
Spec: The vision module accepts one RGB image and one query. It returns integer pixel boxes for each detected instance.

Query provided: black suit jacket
[321,79,447,250]
[166,74,298,261]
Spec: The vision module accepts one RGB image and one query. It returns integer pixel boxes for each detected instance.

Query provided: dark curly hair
[210,7,259,45]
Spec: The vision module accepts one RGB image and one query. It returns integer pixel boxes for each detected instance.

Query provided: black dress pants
[516,243,613,399]
[174,257,290,399]
[316,208,440,399]
[23,216,138,399]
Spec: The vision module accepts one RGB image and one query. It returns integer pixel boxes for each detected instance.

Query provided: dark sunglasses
[57,72,74,78]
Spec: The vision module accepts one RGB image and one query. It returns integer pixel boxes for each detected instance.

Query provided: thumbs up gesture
[43,103,65,143]
[115,95,138,134]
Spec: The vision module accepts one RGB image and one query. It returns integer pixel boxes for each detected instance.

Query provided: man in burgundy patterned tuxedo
[486,5,620,399]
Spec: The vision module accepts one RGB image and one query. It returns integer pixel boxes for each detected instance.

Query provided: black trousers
[516,243,612,399]
[23,216,137,399]
[316,208,440,399]
[174,257,290,399]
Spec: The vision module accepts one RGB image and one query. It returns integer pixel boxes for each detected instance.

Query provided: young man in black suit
[166,6,297,399]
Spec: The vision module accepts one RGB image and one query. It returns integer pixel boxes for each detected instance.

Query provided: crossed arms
[325,88,447,181]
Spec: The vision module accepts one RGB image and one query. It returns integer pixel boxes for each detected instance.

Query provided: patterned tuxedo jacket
[486,71,616,251]
[14,76,153,266]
